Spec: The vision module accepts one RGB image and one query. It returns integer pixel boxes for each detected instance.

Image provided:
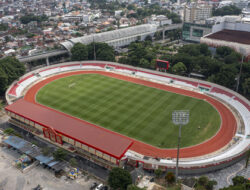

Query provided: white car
[95,184,103,190]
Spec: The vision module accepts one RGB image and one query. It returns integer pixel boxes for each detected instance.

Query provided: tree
[172,62,187,75]
[195,176,217,190]
[20,14,48,24]
[232,176,247,186]
[179,44,201,56]
[220,176,249,190]
[4,36,11,43]
[139,58,150,68]
[242,78,250,99]
[4,128,15,135]
[53,148,67,161]
[108,167,132,190]
[216,46,233,58]
[127,4,136,10]
[0,100,3,110]
[245,149,250,168]
[199,44,211,56]
[71,43,88,61]
[0,67,8,95]
[0,23,8,31]
[69,158,78,167]
[145,35,152,42]
[87,42,115,61]
[118,57,129,65]
[206,180,217,190]
[154,169,162,179]
[42,147,51,156]
[208,64,238,90]
[172,53,193,73]
[128,43,147,66]
[198,176,209,186]
[224,52,240,64]
[0,56,25,85]
[96,48,115,62]
[213,5,241,16]
[167,12,181,24]
[154,31,162,40]
[165,172,175,184]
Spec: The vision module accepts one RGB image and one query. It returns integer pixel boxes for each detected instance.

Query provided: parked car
[95,183,103,190]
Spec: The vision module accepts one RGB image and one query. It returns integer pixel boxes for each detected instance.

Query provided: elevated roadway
[17,50,68,64]
[156,23,183,32]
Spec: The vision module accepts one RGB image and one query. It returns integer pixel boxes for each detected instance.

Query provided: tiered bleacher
[6,61,249,172]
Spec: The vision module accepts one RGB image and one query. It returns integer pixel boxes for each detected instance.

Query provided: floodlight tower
[172,110,189,182]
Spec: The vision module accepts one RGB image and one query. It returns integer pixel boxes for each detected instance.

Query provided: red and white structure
[5,61,250,174]
[201,29,250,61]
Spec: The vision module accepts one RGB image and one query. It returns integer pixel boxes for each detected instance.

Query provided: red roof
[5,99,133,159]
[205,29,250,45]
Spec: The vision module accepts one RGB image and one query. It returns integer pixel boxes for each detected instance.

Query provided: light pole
[236,48,245,92]
[93,35,96,60]
[236,54,244,92]
[172,110,189,182]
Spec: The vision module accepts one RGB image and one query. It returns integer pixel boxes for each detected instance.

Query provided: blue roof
[48,161,59,167]
[35,155,54,164]
[3,136,27,149]
[4,136,67,171]
[25,150,32,154]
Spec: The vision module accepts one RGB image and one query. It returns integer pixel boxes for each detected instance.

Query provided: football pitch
[36,74,221,148]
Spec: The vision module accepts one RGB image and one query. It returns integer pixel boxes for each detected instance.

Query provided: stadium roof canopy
[204,29,250,45]
[60,24,157,51]
[5,99,133,159]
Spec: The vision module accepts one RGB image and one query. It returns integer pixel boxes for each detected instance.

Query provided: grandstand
[61,24,157,51]
[5,61,250,174]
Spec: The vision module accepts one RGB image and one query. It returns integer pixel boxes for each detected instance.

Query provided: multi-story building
[184,3,212,23]
[182,22,212,42]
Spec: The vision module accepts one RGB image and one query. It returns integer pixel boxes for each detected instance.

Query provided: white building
[218,1,233,8]
[206,15,250,33]
[149,15,172,26]
[4,49,15,56]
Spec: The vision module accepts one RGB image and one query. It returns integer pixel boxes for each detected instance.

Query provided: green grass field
[36,74,221,148]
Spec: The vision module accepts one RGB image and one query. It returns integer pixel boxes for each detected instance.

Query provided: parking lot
[0,144,99,190]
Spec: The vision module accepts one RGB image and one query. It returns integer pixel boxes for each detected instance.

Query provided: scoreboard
[156,59,170,72]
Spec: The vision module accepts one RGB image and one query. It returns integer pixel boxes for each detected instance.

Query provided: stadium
[5,61,250,174]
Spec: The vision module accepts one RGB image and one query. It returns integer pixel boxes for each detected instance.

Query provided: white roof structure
[60,24,157,51]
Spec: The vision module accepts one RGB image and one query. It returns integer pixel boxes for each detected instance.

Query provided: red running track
[24,71,237,158]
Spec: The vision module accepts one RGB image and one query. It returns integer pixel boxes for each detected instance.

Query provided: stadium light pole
[93,35,96,60]
[236,47,245,92]
[172,110,189,183]
[236,54,244,92]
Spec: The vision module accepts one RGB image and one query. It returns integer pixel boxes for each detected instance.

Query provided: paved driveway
[0,147,96,190]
